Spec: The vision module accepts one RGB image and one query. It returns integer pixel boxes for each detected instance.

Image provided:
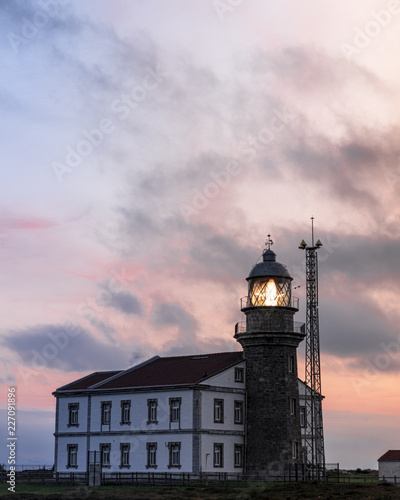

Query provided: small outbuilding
[378,450,400,481]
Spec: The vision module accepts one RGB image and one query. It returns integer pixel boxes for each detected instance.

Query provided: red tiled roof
[95,352,243,389]
[378,450,400,461]
[55,352,243,393]
[57,371,122,391]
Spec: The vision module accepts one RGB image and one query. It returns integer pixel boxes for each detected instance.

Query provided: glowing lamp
[246,248,293,308]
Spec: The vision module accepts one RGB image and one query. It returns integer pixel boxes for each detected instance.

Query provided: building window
[234,444,243,468]
[292,441,299,459]
[68,403,79,427]
[120,400,131,425]
[101,401,112,426]
[235,367,244,382]
[290,398,296,416]
[120,443,130,468]
[146,443,157,469]
[147,399,158,424]
[67,444,78,468]
[168,442,181,469]
[214,399,224,423]
[169,398,181,424]
[100,444,111,468]
[288,355,295,374]
[213,443,224,468]
[300,407,305,427]
[234,400,243,424]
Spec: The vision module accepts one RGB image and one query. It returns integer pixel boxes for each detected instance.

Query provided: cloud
[2,324,137,372]
[151,302,197,334]
[84,316,116,339]
[320,298,398,358]
[103,288,144,316]
[188,231,255,282]
[319,236,400,283]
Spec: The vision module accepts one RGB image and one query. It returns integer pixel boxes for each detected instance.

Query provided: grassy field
[1,482,400,499]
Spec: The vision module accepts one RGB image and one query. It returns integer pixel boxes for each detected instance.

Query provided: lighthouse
[234,236,305,478]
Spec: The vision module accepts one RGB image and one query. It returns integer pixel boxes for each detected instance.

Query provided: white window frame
[214,399,224,423]
[234,367,244,382]
[120,443,130,468]
[100,443,111,468]
[101,401,111,426]
[120,400,131,425]
[146,442,157,469]
[234,400,243,424]
[168,442,181,469]
[290,398,296,416]
[234,444,243,468]
[169,398,181,424]
[67,444,78,468]
[147,399,158,424]
[292,441,299,459]
[300,407,305,427]
[213,443,224,468]
[68,403,79,427]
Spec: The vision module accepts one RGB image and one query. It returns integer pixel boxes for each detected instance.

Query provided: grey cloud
[85,316,116,339]
[188,232,255,282]
[317,236,400,283]
[319,298,397,358]
[2,324,134,372]
[151,302,197,334]
[104,289,144,316]
[270,228,400,286]
[151,302,238,358]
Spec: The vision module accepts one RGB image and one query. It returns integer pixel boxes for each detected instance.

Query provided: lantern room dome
[246,249,292,281]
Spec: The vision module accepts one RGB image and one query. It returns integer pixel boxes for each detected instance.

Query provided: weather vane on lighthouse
[265,234,273,250]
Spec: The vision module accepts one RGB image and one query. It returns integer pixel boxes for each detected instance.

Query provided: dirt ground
[2,482,400,500]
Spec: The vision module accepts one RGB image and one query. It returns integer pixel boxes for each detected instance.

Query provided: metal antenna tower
[298,217,325,480]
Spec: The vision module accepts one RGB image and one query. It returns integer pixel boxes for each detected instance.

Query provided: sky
[0,0,400,469]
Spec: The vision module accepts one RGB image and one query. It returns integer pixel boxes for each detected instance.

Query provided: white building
[378,450,400,481]
[54,351,310,474]
[54,352,247,473]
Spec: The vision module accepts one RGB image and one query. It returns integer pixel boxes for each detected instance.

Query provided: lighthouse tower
[234,237,305,478]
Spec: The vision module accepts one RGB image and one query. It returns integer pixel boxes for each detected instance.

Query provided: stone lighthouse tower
[234,237,305,478]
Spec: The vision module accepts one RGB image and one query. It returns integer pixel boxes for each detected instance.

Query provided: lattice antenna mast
[298,218,325,480]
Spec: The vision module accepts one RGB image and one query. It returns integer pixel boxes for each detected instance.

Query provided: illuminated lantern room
[244,237,294,310]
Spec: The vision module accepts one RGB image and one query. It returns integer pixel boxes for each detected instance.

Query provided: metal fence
[1,467,396,486]
[0,470,247,487]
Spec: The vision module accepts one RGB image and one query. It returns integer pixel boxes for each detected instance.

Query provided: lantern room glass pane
[249,277,291,306]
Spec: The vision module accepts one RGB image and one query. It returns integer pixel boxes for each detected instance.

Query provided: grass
[0,481,400,499]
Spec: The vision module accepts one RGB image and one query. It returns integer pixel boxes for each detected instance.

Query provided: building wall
[89,389,193,432]
[57,435,88,472]
[201,390,245,430]
[55,382,247,473]
[88,432,193,473]
[57,395,89,433]
[205,362,246,389]
[379,461,400,480]
[200,433,244,472]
